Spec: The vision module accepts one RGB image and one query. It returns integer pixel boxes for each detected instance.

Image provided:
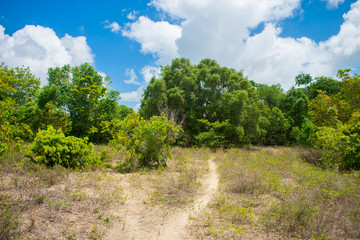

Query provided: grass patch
[192,147,360,239]
[145,147,210,207]
[0,195,22,240]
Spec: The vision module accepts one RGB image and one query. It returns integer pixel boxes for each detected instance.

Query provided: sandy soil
[104,158,219,240]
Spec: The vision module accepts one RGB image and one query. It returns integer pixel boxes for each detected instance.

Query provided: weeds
[192,147,360,239]
[0,195,22,240]
[146,147,209,207]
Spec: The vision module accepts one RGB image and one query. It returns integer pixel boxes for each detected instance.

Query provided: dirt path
[104,157,219,240]
[157,158,219,239]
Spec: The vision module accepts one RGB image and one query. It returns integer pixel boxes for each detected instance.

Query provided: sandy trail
[157,158,219,239]
[104,157,219,240]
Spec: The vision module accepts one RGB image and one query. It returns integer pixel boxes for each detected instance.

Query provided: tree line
[139,58,360,170]
[1,59,359,170]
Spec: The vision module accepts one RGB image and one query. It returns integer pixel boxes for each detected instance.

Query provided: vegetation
[190,148,360,239]
[1,59,360,239]
[29,126,101,169]
[110,112,182,171]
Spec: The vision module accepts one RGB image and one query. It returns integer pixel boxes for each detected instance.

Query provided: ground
[1,147,359,239]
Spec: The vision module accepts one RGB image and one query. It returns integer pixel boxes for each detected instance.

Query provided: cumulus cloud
[123,0,360,89]
[321,0,345,9]
[0,25,94,85]
[124,68,141,85]
[120,85,145,102]
[103,20,121,33]
[120,65,160,105]
[122,16,181,64]
[127,11,138,20]
[141,65,161,83]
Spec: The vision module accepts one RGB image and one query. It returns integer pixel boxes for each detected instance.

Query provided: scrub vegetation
[1,59,360,239]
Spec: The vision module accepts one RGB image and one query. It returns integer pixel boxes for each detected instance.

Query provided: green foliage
[295,73,313,87]
[308,76,341,99]
[111,112,182,170]
[312,126,348,168]
[139,78,168,119]
[261,107,290,145]
[338,69,360,111]
[282,87,309,128]
[139,58,263,146]
[0,63,40,108]
[0,99,32,155]
[0,64,39,144]
[44,63,121,143]
[309,90,342,128]
[30,126,100,169]
[342,111,360,170]
[37,102,72,134]
[196,119,243,148]
[69,63,107,138]
[256,83,285,108]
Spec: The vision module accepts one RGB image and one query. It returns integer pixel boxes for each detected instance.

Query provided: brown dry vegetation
[1,146,360,239]
[0,146,209,239]
[190,147,360,239]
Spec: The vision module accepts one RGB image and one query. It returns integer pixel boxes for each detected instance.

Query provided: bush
[111,112,182,170]
[29,126,98,169]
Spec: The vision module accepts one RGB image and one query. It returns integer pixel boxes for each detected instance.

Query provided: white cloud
[133,103,141,112]
[127,11,138,20]
[0,25,94,85]
[321,0,345,9]
[120,85,145,102]
[124,68,141,85]
[123,0,360,90]
[103,20,121,33]
[121,66,160,104]
[241,24,332,88]
[141,65,161,83]
[122,16,181,64]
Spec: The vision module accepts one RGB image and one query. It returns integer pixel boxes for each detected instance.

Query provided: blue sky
[1,0,359,110]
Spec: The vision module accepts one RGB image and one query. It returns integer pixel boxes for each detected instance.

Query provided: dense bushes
[2,61,360,171]
[111,112,182,171]
[29,126,100,169]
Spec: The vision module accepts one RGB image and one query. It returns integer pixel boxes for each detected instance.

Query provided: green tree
[139,58,265,146]
[261,107,290,145]
[282,87,309,128]
[295,73,313,88]
[309,91,339,128]
[139,77,167,119]
[45,63,121,142]
[308,76,341,100]
[256,83,285,108]
[0,63,40,108]
[0,64,39,145]
[338,69,360,111]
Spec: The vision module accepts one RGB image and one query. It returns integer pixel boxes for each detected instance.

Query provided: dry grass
[0,145,131,239]
[145,147,211,207]
[0,145,212,239]
[2,145,359,239]
[191,147,360,239]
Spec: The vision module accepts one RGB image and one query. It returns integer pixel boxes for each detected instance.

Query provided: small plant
[35,194,45,205]
[89,224,104,240]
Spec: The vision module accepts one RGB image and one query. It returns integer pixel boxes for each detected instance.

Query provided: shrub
[196,119,243,149]
[29,125,98,169]
[111,112,182,170]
